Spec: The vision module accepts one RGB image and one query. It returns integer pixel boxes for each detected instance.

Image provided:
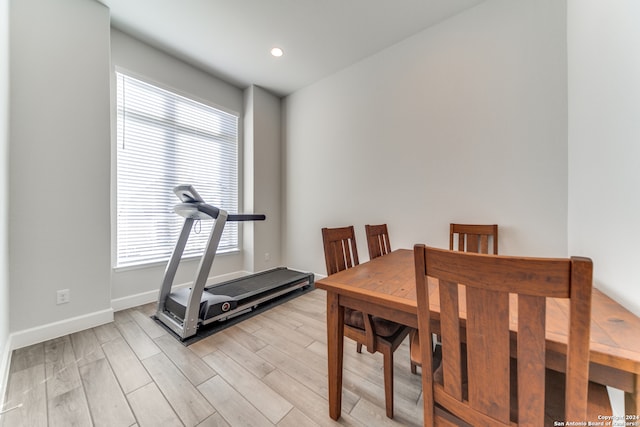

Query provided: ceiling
[97,0,485,97]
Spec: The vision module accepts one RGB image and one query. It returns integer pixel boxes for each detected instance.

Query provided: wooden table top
[316,249,640,375]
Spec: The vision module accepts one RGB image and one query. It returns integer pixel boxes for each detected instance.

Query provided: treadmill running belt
[205,267,311,299]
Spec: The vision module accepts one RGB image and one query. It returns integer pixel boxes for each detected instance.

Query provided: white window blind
[116,72,239,268]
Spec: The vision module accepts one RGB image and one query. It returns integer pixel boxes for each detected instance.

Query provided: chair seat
[344,307,403,337]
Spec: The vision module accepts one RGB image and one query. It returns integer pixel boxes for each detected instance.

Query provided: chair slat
[517,294,547,425]
[439,280,463,401]
[467,234,479,253]
[466,286,510,423]
[480,235,489,254]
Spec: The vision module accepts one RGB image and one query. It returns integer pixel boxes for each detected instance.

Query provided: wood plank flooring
[0,290,423,426]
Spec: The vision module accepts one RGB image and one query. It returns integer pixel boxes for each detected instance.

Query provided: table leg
[326,291,344,420]
[625,374,639,415]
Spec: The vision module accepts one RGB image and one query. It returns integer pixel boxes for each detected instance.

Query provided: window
[116,72,239,268]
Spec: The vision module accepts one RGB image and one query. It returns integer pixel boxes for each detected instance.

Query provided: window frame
[113,69,243,270]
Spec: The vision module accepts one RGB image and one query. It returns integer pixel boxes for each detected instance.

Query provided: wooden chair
[413,244,612,426]
[363,223,392,355]
[321,226,411,418]
[365,224,392,260]
[411,223,499,373]
[365,224,417,359]
[450,223,498,254]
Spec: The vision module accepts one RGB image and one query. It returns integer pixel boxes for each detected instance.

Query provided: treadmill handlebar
[174,203,218,220]
[228,213,266,222]
[197,203,221,219]
[173,185,266,222]
[174,201,266,222]
[197,205,265,222]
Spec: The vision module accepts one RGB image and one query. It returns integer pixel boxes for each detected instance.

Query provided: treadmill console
[174,185,204,203]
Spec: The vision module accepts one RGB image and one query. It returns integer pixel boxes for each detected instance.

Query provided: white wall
[1,0,10,402]
[567,0,640,316]
[5,9,281,348]
[9,0,112,342]
[284,0,568,275]
[109,29,249,305]
[243,85,283,273]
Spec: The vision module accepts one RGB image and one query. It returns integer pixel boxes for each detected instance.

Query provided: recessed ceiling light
[270,47,284,57]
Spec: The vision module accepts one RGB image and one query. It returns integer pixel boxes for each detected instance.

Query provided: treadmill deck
[163,267,315,330]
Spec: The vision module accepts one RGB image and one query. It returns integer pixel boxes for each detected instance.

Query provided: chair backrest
[450,223,498,254]
[365,224,391,260]
[321,226,359,275]
[413,245,593,426]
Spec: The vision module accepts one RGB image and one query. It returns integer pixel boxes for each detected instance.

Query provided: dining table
[315,248,640,421]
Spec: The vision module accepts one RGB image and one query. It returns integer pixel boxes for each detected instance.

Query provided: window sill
[113,248,241,273]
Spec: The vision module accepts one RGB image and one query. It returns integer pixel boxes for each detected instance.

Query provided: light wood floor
[0,289,423,426]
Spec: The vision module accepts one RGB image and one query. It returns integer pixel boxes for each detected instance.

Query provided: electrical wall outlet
[56,289,70,305]
[264,252,271,262]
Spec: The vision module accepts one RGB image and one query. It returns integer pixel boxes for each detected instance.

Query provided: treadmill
[156,185,314,340]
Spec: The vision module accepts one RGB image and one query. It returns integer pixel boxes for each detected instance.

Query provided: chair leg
[409,329,419,374]
[356,343,362,353]
[382,346,394,418]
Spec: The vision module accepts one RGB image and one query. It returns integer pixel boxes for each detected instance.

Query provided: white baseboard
[111,289,160,312]
[111,270,251,312]
[9,308,113,351]
[5,270,254,353]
